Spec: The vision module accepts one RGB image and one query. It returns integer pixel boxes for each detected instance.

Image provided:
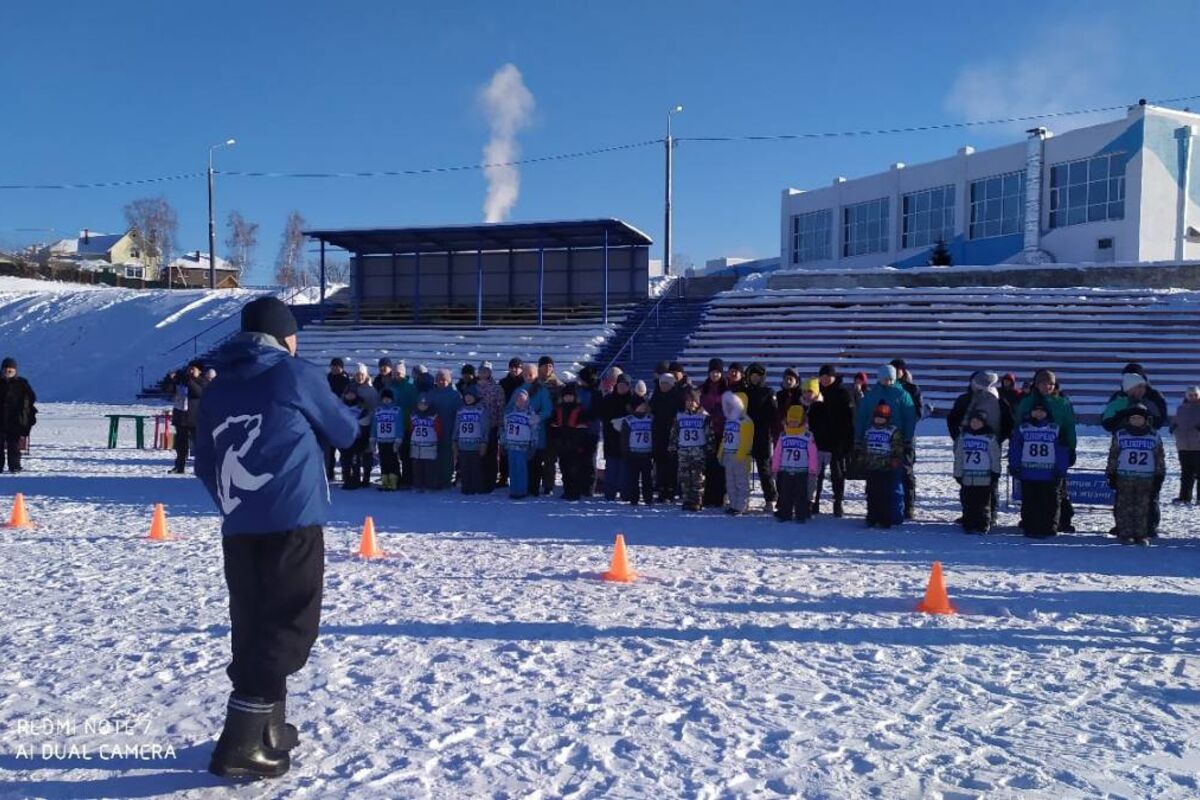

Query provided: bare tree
[225,210,259,283]
[123,196,178,277]
[274,210,308,288]
[324,259,349,284]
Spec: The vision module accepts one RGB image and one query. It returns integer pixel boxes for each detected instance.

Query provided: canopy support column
[476,247,483,327]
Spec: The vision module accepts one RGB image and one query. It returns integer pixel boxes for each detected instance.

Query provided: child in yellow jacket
[719,391,755,515]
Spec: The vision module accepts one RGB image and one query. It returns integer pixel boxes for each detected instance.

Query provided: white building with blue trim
[779,102,1200,269]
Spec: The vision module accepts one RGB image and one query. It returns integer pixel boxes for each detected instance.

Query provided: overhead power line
[1,94,1196,190]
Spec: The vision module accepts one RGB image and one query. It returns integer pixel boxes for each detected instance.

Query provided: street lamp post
[664,105,683,277]
[207,138,236,289]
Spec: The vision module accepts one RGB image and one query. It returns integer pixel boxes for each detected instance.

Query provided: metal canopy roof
[303,218,652,255]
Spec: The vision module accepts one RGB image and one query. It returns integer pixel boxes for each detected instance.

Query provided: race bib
[1019,425,1058,470]
[628,418,653,453]
[458,409,483,440]
[723,419,740,450]
[411,419,438,446]
[865,427,893,456]
[780,434,810,470]
[678,415,704,448]
[504,412,532,445]
[1117,432,1157,475]
[959,434,990,472]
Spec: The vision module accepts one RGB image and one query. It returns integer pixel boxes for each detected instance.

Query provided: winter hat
[508,357,523,369]
[562,381,579,399]
[747,363,766,377]
[479,360,493,371]
[330,357,344,368]
[514,387,529,401]
[971,370,998,391]
[669,361,685,374]
[873,402,891,420]
[1121,372,1147,392]
[380,388,395,400]
[0,357,15,371]
[721,390,746,419]
[394,359,407,375]
[727,362,744,374]
[616,373,631,386]
[461,363,476,376]
[187,359,205,372]
[1122,362,1148,378]
[1002,372,1016,385]
[634,379,648,396]
[658,373,677,389]
[578,366,596,384]
[686,387,702,404]
[437,367,453,382]
[782,367,799,382]
[1184,385,1200,398]
[538,355,554,368]
[854,371,868,384]
[785,404,807,431]
[969,408,988,423]
[889,358,907,370]
[878,364,897,382]
[415,363,428,375]
[463,384,481,400]
[1125,402,1149,422]
[708,357,725,373]
[655,360,670,375]
[802,378,821,395]
[356,362,369,376]
[1028,398,1049,418]
[818,364,837,378]
[1033,369,1056,386]
[241,296,298,344]
[378,357,393,369]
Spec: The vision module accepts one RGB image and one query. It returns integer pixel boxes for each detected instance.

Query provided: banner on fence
[1008,469,1114,507]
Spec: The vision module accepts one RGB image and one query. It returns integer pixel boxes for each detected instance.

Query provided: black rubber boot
[264,696,299,751]
[209,694,291,780]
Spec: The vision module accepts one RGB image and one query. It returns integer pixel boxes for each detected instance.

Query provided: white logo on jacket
[212,414,275,515]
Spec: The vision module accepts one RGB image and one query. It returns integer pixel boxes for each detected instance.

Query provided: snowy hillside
[0,279,266,403]
[1,406,1198,798]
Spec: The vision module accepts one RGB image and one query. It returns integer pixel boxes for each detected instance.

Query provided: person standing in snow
[1105,403,1166,544]
[669,387,715,512]
[501,387,538,499]
[475,362,505,492]
[323,358,351,481]
[888,358,922,519]
[194,297,358,780]
[698,359,728,508]
[650,372,682,502]
[743,363,779,513]
[0,357,35,473]
[772,404,819,523]
[1171,386,1200,504]
[429,368,463,489]
[497,357,525,488]
[1009,397,1070,538]
[719,391,755,516]
[1013,369,1078,532]
[809,365,856,518]
[453,384,489,495]
[952,411,1002,534]
[408,394,442,492]
[618,395,656,506]
[170,360,207,474]
[599,373,634,500]
[371,388,402,491]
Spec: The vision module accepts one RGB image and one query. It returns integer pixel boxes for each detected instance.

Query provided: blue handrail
[598,278,679,379]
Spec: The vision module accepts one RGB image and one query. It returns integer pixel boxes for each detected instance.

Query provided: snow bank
[0,285,266,403]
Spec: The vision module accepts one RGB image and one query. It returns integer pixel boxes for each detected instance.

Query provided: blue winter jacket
[505,380,553,448]
[855,382,917,442]
[195,333,359,536]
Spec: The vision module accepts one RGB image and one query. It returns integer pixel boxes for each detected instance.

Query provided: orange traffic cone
[601,533,637,582]
[147,503,172,541]
[356,516,384,559]
[4,493,33,529]
[917,561,956,614]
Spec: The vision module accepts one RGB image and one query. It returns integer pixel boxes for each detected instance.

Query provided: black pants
[776,472,811,521]
[481,429,499,492]
[702,454,726,507]
[559,450,589,499]
[901,444,916,515]
[866,469,897,526]
[626,453,654,503]
[378,443,400,479]
[324,445,337,481]
[654,450,677,500]
[1022,479,1061,537]
[1181,451,1200,502]
[339,429,373,487]
[581,432,598,496]
[498,444,509,487]
[0,430,22,472]
[398,433,413,487]
[222,526,324,702]
[959,482,994,532]
[539,442,557,494]
[173,425,191,472]
[754,453,777,504]
[814,451,846,506]
[458,450,483,494]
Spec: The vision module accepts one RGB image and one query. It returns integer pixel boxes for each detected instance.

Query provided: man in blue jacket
[195,296,358,780]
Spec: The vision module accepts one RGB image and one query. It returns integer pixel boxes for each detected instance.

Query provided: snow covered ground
[2,406,1199,799]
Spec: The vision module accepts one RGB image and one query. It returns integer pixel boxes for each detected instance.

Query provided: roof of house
[48,231,127,257]
[168,251,237,272]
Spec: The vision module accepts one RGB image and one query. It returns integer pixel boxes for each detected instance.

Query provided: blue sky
[0,1,1192,283]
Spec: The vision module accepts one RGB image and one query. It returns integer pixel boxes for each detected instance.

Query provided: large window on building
[969,171,1025,239]
[1049,153,1125,228]
[791,209,832,264]
[842,198,889,257]
[901,185,955,249]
